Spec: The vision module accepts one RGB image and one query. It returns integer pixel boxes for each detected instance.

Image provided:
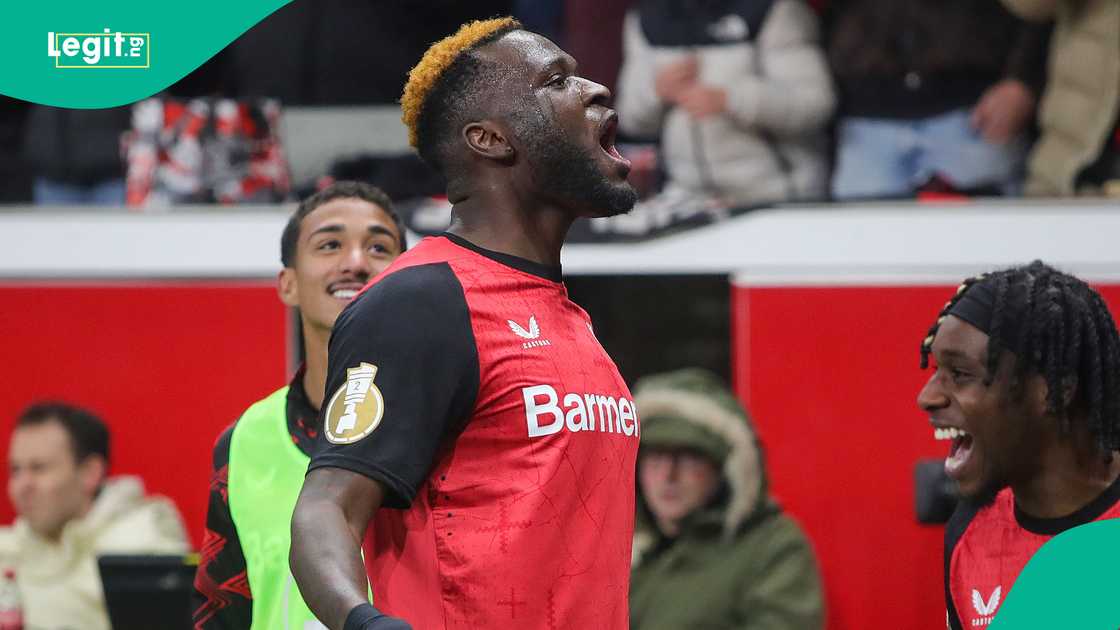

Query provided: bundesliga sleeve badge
[324,362,385,444]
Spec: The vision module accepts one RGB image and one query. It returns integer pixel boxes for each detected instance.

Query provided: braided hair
[920,261,1120,456]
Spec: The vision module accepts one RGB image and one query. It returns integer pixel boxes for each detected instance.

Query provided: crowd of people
[0,0,1116,211]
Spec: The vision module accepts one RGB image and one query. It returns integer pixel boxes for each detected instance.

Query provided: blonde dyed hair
[401,17,521,150]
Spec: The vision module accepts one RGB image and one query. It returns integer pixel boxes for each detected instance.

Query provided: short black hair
[16,401,110,466]
[414,23,522,175]
[280,181,407,267]
[920,261,1120,456]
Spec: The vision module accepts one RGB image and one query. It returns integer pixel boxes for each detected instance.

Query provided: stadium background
[1,0,1117,626]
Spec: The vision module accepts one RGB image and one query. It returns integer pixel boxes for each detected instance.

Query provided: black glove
[343,603,413,630]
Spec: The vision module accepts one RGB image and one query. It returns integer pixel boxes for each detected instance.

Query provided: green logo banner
[2,0,292,108]
[991,519,1120,628]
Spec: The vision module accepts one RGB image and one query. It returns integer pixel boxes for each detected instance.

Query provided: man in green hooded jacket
[630,368,824,629]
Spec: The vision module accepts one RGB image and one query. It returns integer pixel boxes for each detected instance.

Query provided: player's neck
[449,192,572,267]
[302,323,330,411]
[1013,440,1120,519]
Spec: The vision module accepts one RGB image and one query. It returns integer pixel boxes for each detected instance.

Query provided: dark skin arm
[290,467,385,630]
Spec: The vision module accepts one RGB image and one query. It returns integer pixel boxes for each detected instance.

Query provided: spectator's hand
[654,57,699,104]
[971,79,1035,144]
[678,85,728,119]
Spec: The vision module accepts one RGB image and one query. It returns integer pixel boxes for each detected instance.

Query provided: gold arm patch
[324,362,385,444]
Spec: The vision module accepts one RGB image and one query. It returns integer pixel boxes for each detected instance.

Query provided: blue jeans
[33,177,126,206]
[831,108,1027,200]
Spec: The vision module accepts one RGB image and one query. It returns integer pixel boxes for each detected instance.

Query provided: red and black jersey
[309,234,639,629]
[945,477,1120,629]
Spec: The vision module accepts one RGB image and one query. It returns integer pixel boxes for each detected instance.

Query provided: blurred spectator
[22,106,130,206]
[999,0,1119,196]
[124,98,290,207]
[0,402,189,630]
[616,0,835,211]
[630,369,824,630]
[226,0,513,105]
[828,0,1050,199]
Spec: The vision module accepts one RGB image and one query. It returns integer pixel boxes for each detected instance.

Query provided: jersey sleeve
[308,262,480,509]
[944,500,980,630]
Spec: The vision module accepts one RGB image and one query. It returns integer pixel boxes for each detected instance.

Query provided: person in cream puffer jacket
[0,402,189,630]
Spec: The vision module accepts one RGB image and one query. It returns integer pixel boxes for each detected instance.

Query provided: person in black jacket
[827,0,1051,199]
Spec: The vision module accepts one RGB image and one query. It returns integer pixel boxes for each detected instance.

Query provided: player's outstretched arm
[290,467,409,630]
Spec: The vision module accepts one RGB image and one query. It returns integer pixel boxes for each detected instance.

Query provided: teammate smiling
[917,261,1120,629]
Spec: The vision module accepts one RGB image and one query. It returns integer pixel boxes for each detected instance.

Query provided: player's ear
[278,267,300,307]
[463,121,515,163]
[1025,372,1052,419]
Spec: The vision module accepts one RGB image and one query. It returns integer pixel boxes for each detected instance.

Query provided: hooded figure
[630,368,823,630]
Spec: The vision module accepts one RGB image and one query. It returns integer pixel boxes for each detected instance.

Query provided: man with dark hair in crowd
[192,181,406,629]
[1,402,188,630]
[917,261,1120,629]
[289,17,640,630]
[828,0,1051,199]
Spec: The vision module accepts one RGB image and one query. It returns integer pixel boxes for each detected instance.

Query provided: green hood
[633,368,769,548]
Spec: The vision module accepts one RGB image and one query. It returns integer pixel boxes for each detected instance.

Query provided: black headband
[948,278,1027,355]
[949,280,996,335]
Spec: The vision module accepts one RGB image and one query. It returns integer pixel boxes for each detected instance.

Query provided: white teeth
[934,428,968,441]
[332,289,358,299]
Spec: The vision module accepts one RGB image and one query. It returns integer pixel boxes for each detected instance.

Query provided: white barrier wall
[0,199,1116,278]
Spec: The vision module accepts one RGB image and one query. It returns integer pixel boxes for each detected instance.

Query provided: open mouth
[327,282,364,301]
[934,426,974,479]
[598,113,631,173]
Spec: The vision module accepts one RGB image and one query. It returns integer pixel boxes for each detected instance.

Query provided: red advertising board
[0,282,289,547]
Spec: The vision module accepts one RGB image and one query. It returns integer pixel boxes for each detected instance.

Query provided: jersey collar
[441,233,563,283]
[1014,473,1120,536]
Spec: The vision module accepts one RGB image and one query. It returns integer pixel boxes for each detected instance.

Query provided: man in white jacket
[1,402,189,630]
